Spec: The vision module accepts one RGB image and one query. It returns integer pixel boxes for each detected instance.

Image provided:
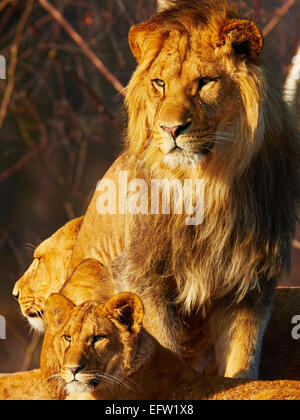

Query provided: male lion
[66,0,300,379]
[13,217,83,332]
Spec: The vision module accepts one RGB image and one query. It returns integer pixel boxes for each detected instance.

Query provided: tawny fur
[0,370,50,400]
[40,259,112,399]
[2,290,300,400]
[33,294,300,400]
[13,217,84,332]
[66,0,300,379]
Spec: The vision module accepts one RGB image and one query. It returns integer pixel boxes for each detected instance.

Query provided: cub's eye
[92,335,107,345]
[198,77,215,91]
[152,79,165,89]
[62,335,71,343]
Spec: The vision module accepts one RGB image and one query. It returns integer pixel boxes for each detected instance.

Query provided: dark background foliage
[0,0,299,372]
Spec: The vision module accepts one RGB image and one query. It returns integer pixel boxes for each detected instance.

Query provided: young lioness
[2,292,300,400]
[41,293,300,400]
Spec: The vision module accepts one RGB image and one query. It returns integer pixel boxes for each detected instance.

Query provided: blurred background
[0,0,299,373]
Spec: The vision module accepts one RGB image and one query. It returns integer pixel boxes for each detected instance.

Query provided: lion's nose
[12,287,20,301]
[67,365,86,377]
[160,121,191,139]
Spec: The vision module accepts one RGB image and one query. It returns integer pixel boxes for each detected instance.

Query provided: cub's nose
[160,121,191,139]
[67,365,86,377]
[161,125,182,139]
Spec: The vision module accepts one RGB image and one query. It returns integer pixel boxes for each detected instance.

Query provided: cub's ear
[217,19,263,62]
[45,294,75,328]
[104,293,144,334]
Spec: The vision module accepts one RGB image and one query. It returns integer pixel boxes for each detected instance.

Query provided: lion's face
[44,293,144,396]
[13,217,83,332]
[127,5,265,174]
[140,34,241,170]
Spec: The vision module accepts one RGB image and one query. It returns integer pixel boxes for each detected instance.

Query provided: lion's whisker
[96,372,135,391]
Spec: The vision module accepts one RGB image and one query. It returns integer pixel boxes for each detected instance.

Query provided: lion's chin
[27,316,45,333]
[163,149,208,169]
[66,381,93,394]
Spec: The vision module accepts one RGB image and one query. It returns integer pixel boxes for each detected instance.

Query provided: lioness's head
[44,293,145,396]
[126,0,267,175]
[13,217,83,332]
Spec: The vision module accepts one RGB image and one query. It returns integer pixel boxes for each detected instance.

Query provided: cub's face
[44,293,144,396]
[57,305,124,394]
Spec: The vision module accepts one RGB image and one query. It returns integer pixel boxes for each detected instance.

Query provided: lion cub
[2,292,300,400]
[41,293,300,401]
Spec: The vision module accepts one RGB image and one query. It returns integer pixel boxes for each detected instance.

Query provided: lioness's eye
[92,335,107,345]
[152,79,165,89]
[63,335,71,343]
[198,77,215,91]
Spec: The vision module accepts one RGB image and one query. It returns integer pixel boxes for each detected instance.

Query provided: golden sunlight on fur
[5,293,300,401]
[1,289,300,400]
[12,217,84,332]
[40,258,113,400]
[0,371,50,400]
[66,0,300,380]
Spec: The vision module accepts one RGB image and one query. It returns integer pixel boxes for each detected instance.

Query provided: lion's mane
[122,0,300,315]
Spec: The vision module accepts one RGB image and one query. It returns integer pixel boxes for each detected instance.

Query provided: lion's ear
[45,294,75,327]
[104,293,144,334]
[129,23,164,63]
[217,19,263,62]
[129,23,149,63]
[157,0,179,12]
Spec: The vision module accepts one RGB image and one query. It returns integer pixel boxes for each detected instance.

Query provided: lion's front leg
[112,255,181,354]
[211,281,276,380]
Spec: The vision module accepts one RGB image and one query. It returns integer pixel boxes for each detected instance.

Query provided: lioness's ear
[45,294,75,327]
[104,293,144,334]
[217,19,263,62]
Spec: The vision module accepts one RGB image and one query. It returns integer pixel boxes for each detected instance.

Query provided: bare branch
[0,0,34,132]
[262,0,296,38]
[0,97,48,184]
[0,0,14,13]
[37,0,126,96]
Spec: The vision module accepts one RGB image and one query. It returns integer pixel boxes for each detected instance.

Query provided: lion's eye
[62,335,71,343]
[152,79,165,89]
[198,77,215,91]
[92,335,107,345]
